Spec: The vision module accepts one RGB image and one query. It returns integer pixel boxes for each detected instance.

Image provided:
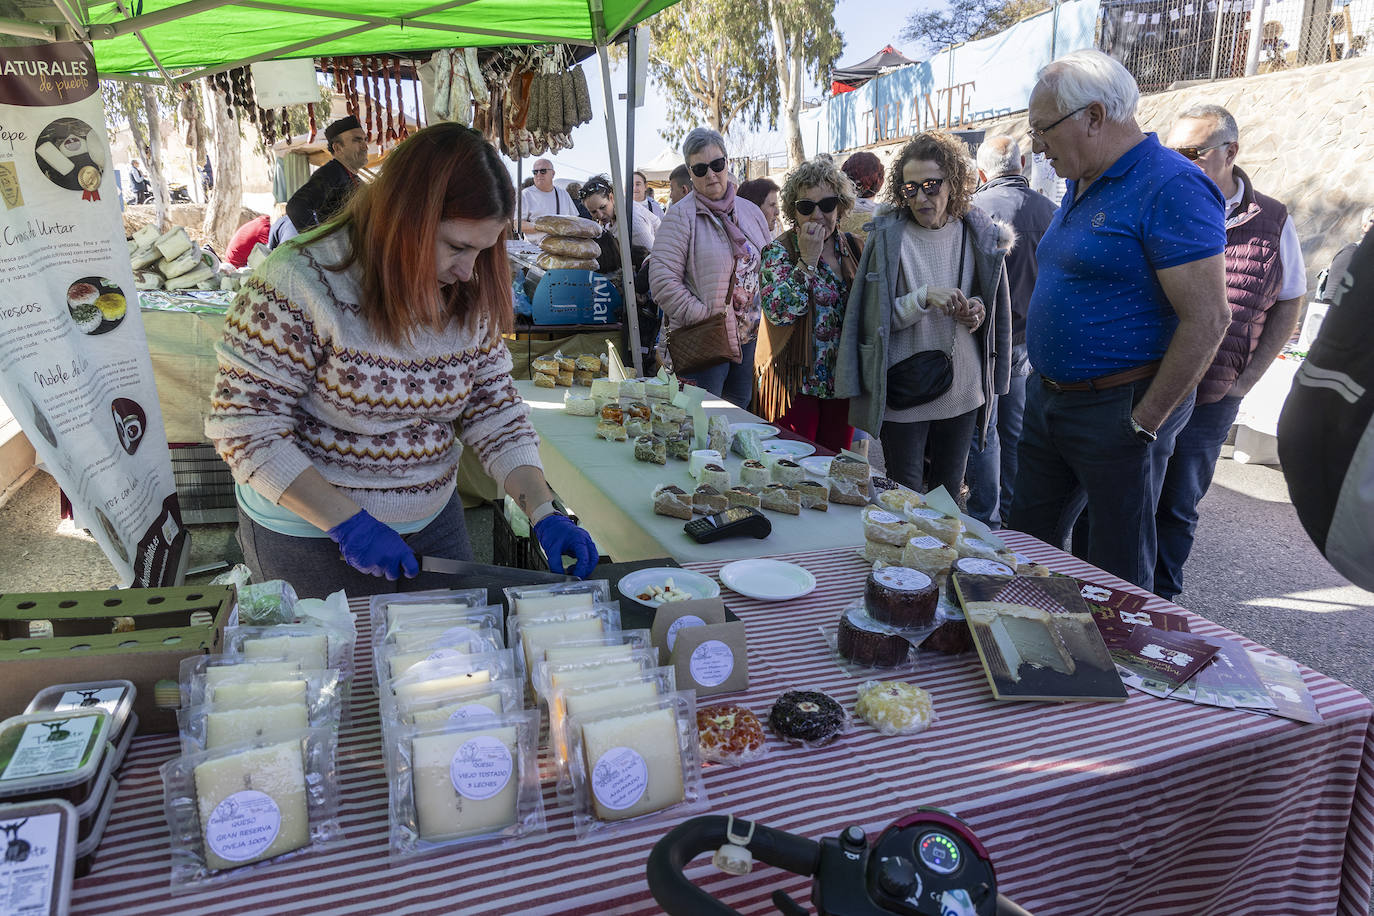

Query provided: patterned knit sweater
[205,229,542,526]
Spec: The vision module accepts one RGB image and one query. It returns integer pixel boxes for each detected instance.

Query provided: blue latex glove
[327,509,419,580]
[533,513,600,579]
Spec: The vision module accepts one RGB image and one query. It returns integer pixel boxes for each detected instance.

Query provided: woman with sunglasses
[650,128,773,407]
[206,124,599,597]
[755,158,863,451]
[835,131,1012,499]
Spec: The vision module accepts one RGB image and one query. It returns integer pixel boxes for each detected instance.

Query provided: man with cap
[286,115,369,233]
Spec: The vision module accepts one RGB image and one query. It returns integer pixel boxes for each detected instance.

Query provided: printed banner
[0,41,187,586]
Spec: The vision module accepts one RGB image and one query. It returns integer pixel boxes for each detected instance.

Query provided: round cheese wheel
[864,567,938,627]
[837,606,911,668]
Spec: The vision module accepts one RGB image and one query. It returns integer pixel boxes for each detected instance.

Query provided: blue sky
[507,0,936,186]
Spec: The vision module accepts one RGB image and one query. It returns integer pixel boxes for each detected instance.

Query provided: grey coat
[834,205,1013,447]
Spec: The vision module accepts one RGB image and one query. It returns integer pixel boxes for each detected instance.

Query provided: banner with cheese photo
[0,40,187,586]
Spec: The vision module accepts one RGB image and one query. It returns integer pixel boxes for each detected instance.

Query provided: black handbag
[885,222,967,410]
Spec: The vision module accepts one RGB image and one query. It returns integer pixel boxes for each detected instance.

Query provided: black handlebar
[647,815,821,916]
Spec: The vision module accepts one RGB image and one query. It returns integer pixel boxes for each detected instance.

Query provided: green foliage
[900,0,1051,57]
[767,0,843,82]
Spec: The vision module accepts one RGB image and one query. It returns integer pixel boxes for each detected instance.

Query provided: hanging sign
[0,41,187,586]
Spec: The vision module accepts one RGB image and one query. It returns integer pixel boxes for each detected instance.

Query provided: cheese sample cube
[412,726,520,841]
[204,703,309,749]
[581,708,684,821]
[193,740,310,870]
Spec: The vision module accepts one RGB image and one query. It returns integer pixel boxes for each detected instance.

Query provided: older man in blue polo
[1005,49,1230,592]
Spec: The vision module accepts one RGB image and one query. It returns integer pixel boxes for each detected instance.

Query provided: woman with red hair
[207,124,598,596]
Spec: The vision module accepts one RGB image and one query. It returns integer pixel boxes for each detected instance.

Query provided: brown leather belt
[1041,361,1161,393]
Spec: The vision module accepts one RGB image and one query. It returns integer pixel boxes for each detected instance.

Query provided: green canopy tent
[1,0,672,372]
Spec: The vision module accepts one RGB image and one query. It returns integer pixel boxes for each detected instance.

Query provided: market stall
[61,535,1374,915]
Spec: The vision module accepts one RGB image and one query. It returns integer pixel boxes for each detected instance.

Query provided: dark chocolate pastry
[768,690,845,745]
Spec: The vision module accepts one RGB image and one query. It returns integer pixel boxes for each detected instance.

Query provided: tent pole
[516,158,524,237]
[624,28,636,199]
[595,38,644,377]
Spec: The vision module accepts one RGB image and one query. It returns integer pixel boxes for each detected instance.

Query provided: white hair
[1178,103,1238,143]
[1037,49,1140,124]
[977,136,1023,178]
[682,127,728,161]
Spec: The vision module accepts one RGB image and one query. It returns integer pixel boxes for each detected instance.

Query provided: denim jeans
[1153,394,1243,600]
[880,409,978,498]
[684,338,757,409]
[1006,372,1195,592]
[236,489,474,599]
[964,344,1029,528]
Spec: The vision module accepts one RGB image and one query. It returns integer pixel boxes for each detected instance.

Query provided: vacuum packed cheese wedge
[412,725,520,841]
[581,707,683,821]
[194,740,309,870]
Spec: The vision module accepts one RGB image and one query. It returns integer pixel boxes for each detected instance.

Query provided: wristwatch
[1129,415,1158,444]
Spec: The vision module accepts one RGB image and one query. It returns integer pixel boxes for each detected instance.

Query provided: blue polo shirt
[1027,133,1225,382]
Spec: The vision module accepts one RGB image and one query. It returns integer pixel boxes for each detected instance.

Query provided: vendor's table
[69,532,1374,915]
[516,379,857,563]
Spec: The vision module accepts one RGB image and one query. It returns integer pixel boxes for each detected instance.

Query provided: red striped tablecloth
[69,533,1374,915]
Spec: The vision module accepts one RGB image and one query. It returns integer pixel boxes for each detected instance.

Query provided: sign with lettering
[0,40,185,586]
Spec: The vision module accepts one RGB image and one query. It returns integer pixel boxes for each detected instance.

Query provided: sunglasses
[1172,142,1229,161]
[794,196,840,216]
[578,181,611,200]
[899,178,945,199]
[532,168,552,175]
[689,157,727,178]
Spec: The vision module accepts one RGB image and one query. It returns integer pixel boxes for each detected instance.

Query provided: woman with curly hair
[755,158,863,451]
[834,131,1013,498]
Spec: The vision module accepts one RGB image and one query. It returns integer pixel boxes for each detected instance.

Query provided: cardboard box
[0,586,234,734]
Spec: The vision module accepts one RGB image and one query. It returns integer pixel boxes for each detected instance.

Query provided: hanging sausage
[308,101,317,143]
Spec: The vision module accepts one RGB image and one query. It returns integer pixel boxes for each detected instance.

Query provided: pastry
[692,485,728,515]
[625,418,652,438]
[556,370,574,387]
[534,371,557,389]
[665,435,692,460]
[652,484,693,520]
[707,415,731,454]
[837,606,910,667]
[901,535,959,584]
[596,420,628,441]
[532,357,561,376]
[770,458,805,486]
[575,354,603,373]
[634,435,667,465]
[599,404,625,425]
[726,486,761,509]
[556,355,577,373]
[700,463,731,492]
[904,506,964,543]
[768,690,845,745]
[739,459,770,488]
[697,703,767,765]
[795,480,829,511]
[564,392,597,416]
[865,567,939,627]
[854,681,935,735]
[625,402,652,422]
[862,507,914,547]
[759,484,801,515]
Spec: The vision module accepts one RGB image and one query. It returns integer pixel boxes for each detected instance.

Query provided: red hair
[323,123,515,344]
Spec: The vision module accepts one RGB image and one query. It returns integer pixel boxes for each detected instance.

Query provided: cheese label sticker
[689,639,735,687]
[447,704,499,728]
[0,809,62,908]
[910,508,941,519]
[449,735,513,801]
[910,536,944,550]
[874,567,932,590]
[206,790,282,863]
[867,510,900,524]
[55,686,126,715]
[1,716,99,781]
[591,746,649,811]
[424,647,464,664]
[666,614,706,651]
[957,559,1013,576]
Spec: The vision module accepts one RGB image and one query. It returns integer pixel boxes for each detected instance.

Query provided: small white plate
[618,567,720,608]
[729,422,780,440]
[760,439,817,459]
[799,455,832,477]
[718,559,817,601]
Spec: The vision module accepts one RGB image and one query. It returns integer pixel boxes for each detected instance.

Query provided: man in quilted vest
[1153,104,1307,601]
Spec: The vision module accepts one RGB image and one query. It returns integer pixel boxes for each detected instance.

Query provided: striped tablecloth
[70,533,1374,915]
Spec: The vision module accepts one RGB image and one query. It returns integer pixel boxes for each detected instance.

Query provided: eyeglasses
[532,168,552,175]
[899,178,945,199]
[1028,105,1088,142]
[794,196,840,216]
[578,180,611,200]
[689,157,727,178]
[1171,142,1229,161]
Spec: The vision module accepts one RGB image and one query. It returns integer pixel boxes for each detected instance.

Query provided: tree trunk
[783,49,806,168]
[141,85,169,233]
[203,80,243,253]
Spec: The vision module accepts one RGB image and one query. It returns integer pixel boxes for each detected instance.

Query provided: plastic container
[109,712,139,771]
[25,679,137,750]
[74,773,119,878]
[0,710,111,809]
[70,740,117,840]
[0,797,78,915]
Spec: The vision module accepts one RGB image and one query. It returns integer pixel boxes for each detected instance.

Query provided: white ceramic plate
[617,567,720,608]
[729,422,780,440]
[718,559,817,601]
[760,439,817,460]
[799,455,832,477]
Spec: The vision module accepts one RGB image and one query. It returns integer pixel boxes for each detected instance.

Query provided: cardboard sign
[651,597,727,662]
[672,621,748,696]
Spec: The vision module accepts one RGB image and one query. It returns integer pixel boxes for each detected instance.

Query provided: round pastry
[769,690,845,745]
[740,459,770,488]
[837,606,911,667]
[865,567,939,627]
[697,703,767,765]
[855,680,936,736]
[921,604,972,655]
[771,458,805,486]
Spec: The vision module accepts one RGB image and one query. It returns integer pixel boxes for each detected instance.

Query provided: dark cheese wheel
[865,566,939,627]
[768,690,845,745]
[837,607,911,667]
[945,557,1015,603]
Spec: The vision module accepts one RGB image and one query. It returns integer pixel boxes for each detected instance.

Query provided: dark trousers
[684,339,758,410]
[880,409,978,497]
[1006,373,1194,592]
[777,393,854,454]
[235,489,475,599]
[965,344,1030,528]
[1153,394,1243,600]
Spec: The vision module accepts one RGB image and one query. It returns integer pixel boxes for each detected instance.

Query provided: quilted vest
[1197,166,1288,405]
